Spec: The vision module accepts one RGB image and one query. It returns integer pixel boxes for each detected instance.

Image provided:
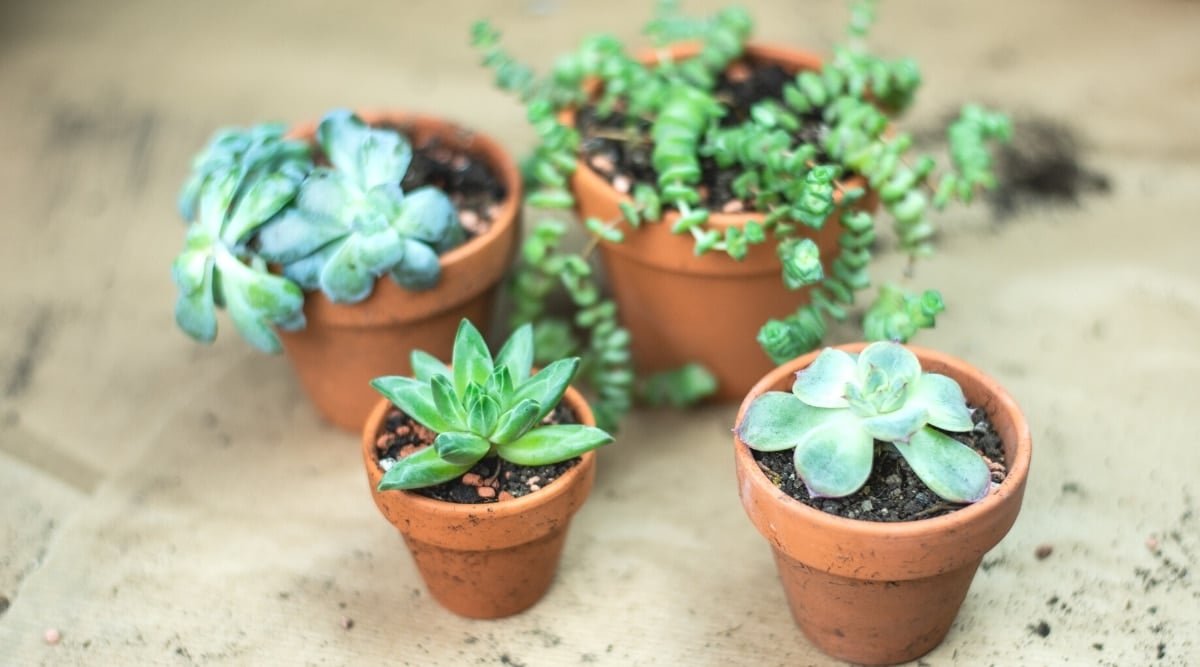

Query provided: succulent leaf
[395,186,466,250]
[859,403,927,442]
[490,398,541,445]
[411,349,451,383]
[389,239,442,290]
[452,319,494,395]
[377,445,474,491]
[496,425,614,466]
[856,341,921,387]
[369,375,456,434]
[433,431,492,466]
[430,375,469,432]
[511,357,581,423]
[792,409,873,498]
[495,323,535,384]
[898,427,992,503]
[737,391,816,452]
[910,373,974,432]
[792,347,856,408]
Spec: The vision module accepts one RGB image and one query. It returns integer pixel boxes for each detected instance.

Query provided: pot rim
[735,342,1032,541]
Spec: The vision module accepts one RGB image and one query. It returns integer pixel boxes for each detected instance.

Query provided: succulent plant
[172,124,313,353]
[736,341,991,504]
[256,109,466,303]
[473,0,1011,427]
[370,319,614,491]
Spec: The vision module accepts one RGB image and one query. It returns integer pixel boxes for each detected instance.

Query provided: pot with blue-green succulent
[171,109,521,431]
[472,0,1010,425]
[733,341,1032,664]
[361,319,612,619]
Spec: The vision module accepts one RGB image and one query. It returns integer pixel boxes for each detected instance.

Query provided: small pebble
[527,476,541,485]
[398,444,421,458]
[341,616,354,630]
[1035,544,1054,560]
[529,483,541,492]
[1146,535,1159,552]
[375,434,394,448]
[44,628,61,645]
[612,175,632,194]
[476,486,496,499]
[589,154,615,174]
[498,491,515,501]
[721,200,745,214]
[462,473,483,487]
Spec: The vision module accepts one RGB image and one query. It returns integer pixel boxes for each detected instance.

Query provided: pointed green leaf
[467,393,501,437]
[897,428,992,503]
[490,398,541,445]
[496,424,613,466]
[792,348,856,408]
[369,375,455,433]
[411,349,450,383]
[432,431,491,466]
[377,445,474,491]
[511,357,580,423]
[452,319,494,395]
[793,411,874,498]
[495,324,535,384]
[431,375,469,432]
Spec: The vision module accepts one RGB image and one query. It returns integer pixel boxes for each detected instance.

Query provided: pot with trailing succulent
[733,341,1032,665]
[471,0,1010,428]
[171,109,520,431]
[361,318,612,619]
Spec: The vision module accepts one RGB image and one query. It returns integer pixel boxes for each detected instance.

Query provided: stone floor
[1,0,1197,665]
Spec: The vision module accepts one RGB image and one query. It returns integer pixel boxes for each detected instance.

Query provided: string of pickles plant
[472,0,1010,432]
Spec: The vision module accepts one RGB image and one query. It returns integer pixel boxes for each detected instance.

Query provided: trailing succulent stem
[476,0,1009,417]
[370,319,613,491]
[738,342,991,504]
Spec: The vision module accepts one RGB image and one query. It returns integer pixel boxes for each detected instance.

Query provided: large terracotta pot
[361,385,598,619]
[279,111,521,432]
[733,343,1032,665]
[568,44,871,402]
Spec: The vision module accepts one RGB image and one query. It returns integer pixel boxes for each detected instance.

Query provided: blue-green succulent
[172,124,312,353]
[737,341,991,504]
[370,319,614,491]
[257,109,466,303]
[172,110,470,352]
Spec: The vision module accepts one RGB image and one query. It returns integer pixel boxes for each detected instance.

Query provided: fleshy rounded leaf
[318,238,376,303]
[496,424,613,466]
[792,348,856,408]
[256,208,347,264]
[736,391,816,452]
[389,239,441,290]
[395,186,463,250]
[793,411,874,498]
[910,373,973,432]
[857,341,921,386]
[860,403,928,443]
[896,427,991,503]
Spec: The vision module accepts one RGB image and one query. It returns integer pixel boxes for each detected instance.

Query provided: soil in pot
[371,401,582,504]
[577,58,832,213]
[752,403,1008,522]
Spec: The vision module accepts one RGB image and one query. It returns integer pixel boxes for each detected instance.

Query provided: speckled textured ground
[1,1,1198,665]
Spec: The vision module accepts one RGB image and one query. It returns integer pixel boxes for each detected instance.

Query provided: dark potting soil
[373,402,582,505]
[987,114,1111,219]
[576,59,828,212]
[751,404,1007,522]
[320,127,507,239]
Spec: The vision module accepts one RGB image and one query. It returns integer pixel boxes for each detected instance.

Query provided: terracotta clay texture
[734,343,1032,665]
[277,111,520,432]
[361,385,598,619]
[569,44,872,402]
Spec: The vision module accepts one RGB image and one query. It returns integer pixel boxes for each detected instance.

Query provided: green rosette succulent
[370,319,614,491]
[172,124,313,353]
[737,341,991,504]
[256,109,466,303]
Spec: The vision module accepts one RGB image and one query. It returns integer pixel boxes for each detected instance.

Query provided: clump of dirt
[988,114,1110,218]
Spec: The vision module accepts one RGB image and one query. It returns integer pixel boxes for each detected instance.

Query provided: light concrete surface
[1,0,1198,665]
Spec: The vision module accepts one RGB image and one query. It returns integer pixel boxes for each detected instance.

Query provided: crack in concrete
[4,307,52,398]
[0,411,102,495]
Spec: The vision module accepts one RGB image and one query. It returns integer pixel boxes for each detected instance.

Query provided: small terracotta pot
[733,343,1032,665]
[567,44,873,402]
[278,111,521,431]
[361,385,598,619]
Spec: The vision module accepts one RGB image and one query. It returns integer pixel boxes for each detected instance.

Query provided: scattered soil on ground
[987,114,1110,219]
[752,403,1006,522]
[373,402,581,504]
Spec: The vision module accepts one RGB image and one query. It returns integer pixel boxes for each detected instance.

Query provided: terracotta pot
[567,44,872,402]
[733,343,1032,665]
[278,111,521,432]
[361,385,598,619]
